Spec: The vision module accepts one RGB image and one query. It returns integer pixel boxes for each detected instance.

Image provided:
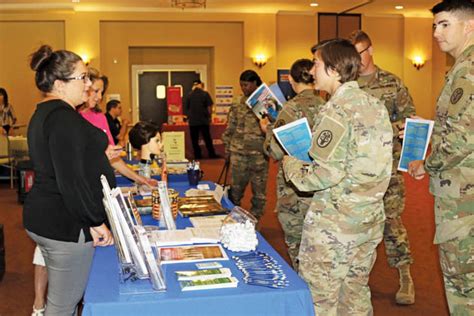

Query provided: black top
[105,112,121,145]
[23,99,116,243]
[184,88,213,126]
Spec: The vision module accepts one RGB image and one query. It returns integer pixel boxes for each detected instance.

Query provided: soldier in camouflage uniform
[283,39,393,315]
[261,59,325,270]
[222,70,269,220]
[349,30,417,305]
[408,1,473,314]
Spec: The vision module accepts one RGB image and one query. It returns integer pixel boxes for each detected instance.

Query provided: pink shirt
[80,110,115,145]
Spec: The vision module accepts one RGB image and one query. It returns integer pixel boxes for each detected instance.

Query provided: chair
[0,134,15,188]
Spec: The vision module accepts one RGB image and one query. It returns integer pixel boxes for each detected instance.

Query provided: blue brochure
[398,118,434,172]
[272,118,312,162]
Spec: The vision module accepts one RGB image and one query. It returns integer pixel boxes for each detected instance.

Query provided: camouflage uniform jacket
[222,96,266,155]
[264,89,325,161]
[425,44,474,244]
[283,81,393,234]
[358,66,416,165]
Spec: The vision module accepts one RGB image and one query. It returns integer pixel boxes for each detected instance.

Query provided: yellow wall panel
[0,21,64,128]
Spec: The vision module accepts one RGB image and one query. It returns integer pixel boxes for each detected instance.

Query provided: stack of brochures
[176,268,238,291]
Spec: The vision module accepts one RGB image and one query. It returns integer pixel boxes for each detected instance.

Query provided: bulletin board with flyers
[213,85,233,124]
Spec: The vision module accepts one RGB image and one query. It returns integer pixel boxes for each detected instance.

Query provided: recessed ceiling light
[395,5,404,10]
[310,3,319,7]
[72,0,80,3]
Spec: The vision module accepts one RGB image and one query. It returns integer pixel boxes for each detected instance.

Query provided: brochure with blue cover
[398,118,434,172]
[246,83,283,121]
[272,117,312,162]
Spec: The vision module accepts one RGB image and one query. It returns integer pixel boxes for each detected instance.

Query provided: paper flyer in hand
[245,83,283,121]
[398,118,434,172]
[272,117,313,162]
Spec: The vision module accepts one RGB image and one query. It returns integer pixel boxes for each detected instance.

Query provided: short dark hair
[431,0,474,16]
[0,88,9,106]
[290,59,314,84]
[30,45,82,93]
[348,30,372,47]
[128,121,161,150]
[314,39,361,84]
[106,99,121,112]
[239,70,262,86]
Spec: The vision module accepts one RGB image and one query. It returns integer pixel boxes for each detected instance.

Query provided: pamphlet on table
[158,244,228,264]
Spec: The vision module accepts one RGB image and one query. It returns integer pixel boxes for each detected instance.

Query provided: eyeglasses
[358,45,371,55]
[61,73,90,83]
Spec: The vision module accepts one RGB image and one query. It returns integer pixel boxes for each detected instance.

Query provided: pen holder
[187,169,203,186]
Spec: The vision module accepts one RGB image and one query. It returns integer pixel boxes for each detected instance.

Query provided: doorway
[131,64,208,126]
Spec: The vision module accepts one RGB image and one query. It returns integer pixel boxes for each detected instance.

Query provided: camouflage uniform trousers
[435,196,474,316]
[275,168,312,271]
[229,153,269,220]
[298,210,384,316]
[382,171,414,268]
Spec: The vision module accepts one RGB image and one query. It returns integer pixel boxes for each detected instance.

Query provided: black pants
[189,125,216,159]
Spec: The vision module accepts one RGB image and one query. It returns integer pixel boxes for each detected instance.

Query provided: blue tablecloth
[82,182,314,316]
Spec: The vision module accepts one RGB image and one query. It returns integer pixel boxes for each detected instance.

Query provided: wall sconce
[80,54,90,66]
[412,56,425,70]
[253,54,267,68]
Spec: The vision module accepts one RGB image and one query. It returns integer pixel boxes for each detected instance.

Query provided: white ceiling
[0,0,440,17]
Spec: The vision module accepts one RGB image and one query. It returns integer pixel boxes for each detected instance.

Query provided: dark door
[138,71,168,126]
[138,70,202,127]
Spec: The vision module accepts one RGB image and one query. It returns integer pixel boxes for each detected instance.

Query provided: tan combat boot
[396,264,415,305]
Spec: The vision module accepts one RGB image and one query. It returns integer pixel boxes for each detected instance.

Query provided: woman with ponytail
[24,45,117,315]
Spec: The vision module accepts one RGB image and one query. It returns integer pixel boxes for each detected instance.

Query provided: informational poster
[277,69,296,101]
[167,86,183,124]
[162,131,186,161]
[214,85,233,124]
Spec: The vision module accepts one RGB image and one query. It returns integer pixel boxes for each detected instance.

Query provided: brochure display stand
[100,175,167,292]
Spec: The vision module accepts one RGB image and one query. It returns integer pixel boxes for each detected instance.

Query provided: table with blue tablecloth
[82,181,314,316]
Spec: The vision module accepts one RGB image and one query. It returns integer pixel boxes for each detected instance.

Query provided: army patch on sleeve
[450,88,463,104]
[311,115,346,161]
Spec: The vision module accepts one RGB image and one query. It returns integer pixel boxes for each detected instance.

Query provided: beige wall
[0,21,65,129]
[403,17,435,119]
[0,10,448,127]
[276,13,317,69]
[363,16,404,78]
[100,20,243,121]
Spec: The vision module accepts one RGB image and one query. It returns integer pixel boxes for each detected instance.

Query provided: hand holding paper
[408,160,426,180]
[272,118,312,162]
[398,118,434,172]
